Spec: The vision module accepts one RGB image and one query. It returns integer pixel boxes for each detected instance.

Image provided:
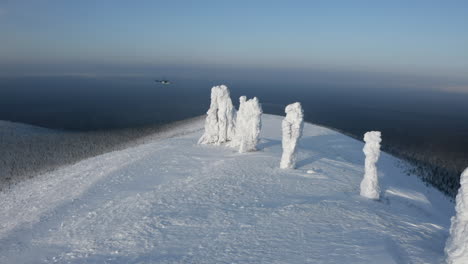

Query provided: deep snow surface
[0,115,453,263]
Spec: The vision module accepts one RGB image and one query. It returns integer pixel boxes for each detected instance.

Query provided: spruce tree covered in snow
[280,102,304,169]
[198,85,236,145]
[445,167,468,264]
[360,131,382,200]
[238,97,262,153]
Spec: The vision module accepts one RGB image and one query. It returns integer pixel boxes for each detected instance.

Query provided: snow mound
[0,115,453,264]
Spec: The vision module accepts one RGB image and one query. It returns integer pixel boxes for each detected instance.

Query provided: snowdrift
[0,115,453,263]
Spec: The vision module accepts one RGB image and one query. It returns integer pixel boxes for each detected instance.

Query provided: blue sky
[0,0,467,86]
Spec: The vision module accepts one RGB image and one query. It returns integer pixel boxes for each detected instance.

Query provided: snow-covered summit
[0,114,453,263]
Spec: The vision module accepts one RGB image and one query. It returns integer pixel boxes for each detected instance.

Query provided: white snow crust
[0,115,453,264]
[360,131,382,200]
[445,167,468,264]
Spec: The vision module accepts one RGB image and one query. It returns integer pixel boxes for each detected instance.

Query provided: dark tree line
[384,143,465,198]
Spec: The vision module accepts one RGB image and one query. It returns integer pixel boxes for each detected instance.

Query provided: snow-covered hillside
[0,115,453,263]
[0,117,203,191]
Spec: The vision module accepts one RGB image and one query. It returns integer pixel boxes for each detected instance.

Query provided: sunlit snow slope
[0,115,453,264]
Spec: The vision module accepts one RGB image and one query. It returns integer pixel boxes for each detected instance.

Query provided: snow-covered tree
[198,85,236,145]
[238,97,262,153]
[360,131,381,200]
[280,102,304,169]
[445,167,468,264]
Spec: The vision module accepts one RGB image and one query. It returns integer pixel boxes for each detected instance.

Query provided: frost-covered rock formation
[445,167,468,264]
[238,97,262,153]
[229,96,262,152]
[229,96,247,149]
[198,85,236,145]
[360,131,381,200]
[280,102,304,169]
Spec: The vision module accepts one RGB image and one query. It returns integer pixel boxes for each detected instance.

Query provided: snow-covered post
[280,102,304,169]
[360,131,381,200]
[239,97,262,153]
[445,167,468,264]
[198,85,236,145]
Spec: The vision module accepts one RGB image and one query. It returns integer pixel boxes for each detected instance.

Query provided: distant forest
[384,143,465,199]
[0,117,203,192]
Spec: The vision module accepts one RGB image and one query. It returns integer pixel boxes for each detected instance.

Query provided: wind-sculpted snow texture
[0,115,453,263]
[445,168,468,264]
[280,102,304,169]
[360,131,382,200]
[198,85,236,145]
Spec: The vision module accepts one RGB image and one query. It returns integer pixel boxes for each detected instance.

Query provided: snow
[445,167,468,264]
[360,131,382,200]
[280,102,304,169]
[0,114,454,263]
[198,85,236,145]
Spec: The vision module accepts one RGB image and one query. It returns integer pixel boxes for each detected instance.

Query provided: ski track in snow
[0,115,453,264]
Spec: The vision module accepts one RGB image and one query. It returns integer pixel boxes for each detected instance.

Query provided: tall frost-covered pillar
[198,85,236,145]
[238,97,262,153]
[229,96,247,148]
[217,85,236,143]
[359,131,381,200]
[445,168,468,264]
[280,102,304,169]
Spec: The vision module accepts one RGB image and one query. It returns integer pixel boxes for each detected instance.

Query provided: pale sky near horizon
[0,0,467,89]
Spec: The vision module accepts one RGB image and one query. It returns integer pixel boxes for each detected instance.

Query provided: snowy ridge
[0,116,204,190]
[0,114,453,263]
[0,118,204,237]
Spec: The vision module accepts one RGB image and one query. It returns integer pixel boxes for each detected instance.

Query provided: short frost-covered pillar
[445,168,468,264]
[360,131,381,200]
[198,85,236,145]
[280,102,304,169]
